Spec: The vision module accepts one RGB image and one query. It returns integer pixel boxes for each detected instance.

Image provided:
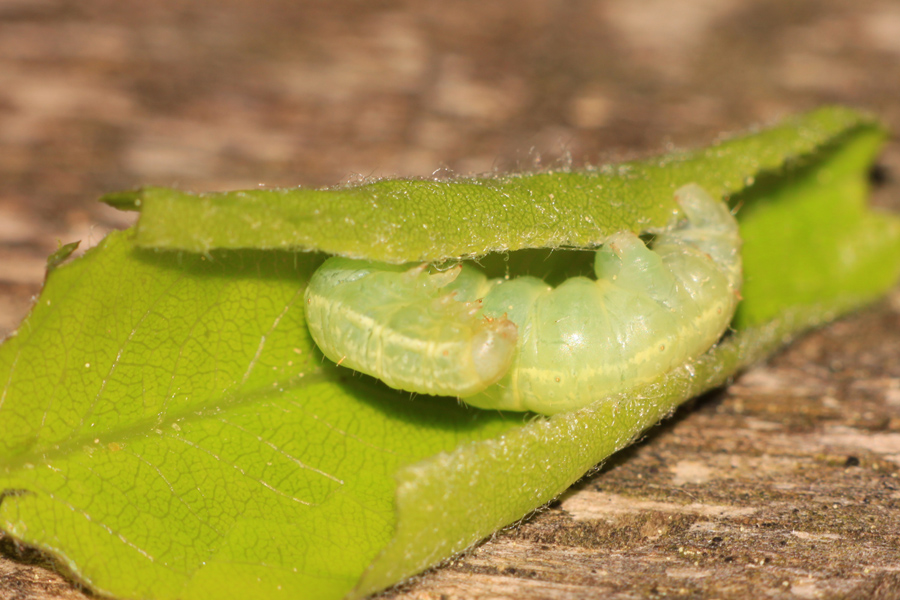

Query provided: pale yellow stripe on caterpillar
[474,266,737,412]
[304,259,518,397]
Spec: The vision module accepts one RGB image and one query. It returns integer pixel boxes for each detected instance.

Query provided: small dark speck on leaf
[869,163,890,187]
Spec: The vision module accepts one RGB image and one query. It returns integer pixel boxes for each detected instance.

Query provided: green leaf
[115,106,882,263]
[734,123,900,326]
[0,236,523,599]
[45,240,81,273]
[3,106,899,600]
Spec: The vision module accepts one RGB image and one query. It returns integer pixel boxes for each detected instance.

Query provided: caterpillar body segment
[465,183,741,413]
[304,183,742,414]
[304,258,518,397]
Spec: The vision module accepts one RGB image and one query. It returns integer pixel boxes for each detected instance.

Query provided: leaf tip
[100,187,167,211]
[45,240,81,273]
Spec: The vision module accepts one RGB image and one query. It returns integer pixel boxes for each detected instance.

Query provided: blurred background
[2,1,900,598]
[2,0,900,336]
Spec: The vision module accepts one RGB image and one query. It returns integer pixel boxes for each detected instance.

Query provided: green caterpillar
[304,183,742,415]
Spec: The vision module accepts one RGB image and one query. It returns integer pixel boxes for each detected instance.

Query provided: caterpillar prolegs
[304,183,742,415]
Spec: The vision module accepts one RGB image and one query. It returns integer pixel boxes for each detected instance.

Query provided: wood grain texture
[2,0,899,598]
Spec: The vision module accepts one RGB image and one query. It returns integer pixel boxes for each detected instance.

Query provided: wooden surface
[2,1,900,598]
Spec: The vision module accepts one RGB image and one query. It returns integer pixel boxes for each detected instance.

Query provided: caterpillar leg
[663,183,742,290]
[594,231,679,306]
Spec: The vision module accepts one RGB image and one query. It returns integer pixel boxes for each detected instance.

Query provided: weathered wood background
[1,1,899,598]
